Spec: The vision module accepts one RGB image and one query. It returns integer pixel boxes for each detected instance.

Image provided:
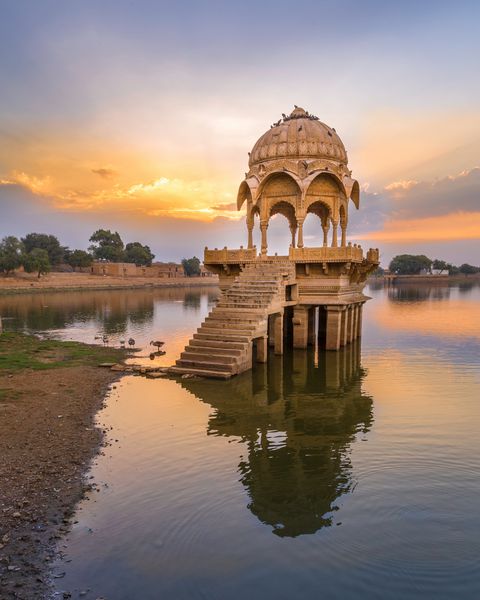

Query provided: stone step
[175,358,234,373]
[181,351,237,364]
[217,302,270,309]
[201,322,256,333]
[189,339,247,350]
[169,366,232,379]
[206,314,258,323]
[185,344,244,356]
[194,332,251,343]
[198,325,255,336]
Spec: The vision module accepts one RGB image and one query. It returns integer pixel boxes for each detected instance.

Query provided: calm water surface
[2,283,480,599]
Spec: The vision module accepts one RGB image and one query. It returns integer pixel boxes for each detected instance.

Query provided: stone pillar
[325,306,343,350]
[352,304,359,340]
[331,220,338,247]
[348,305,355,343]
[292,306,308,349]
[341,224,347,247]
[260,220,268,255]
[341,306,349,346]
[357,304,364,338]
[318,306,327,347]
[247,218,254,249]
[297,219,304,248]
[255,336,268,363]
[308,307,316,346]
[322,223,329,247]
[273,312,284,355]
[289,224,297,248]
[268,314,275,347]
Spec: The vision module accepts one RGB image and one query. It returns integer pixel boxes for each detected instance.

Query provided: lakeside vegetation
[0,332,126,372]
[0,230,201,278]
[375,254,480,276]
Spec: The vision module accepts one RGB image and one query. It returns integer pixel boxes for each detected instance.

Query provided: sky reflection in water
[2,282,480,599]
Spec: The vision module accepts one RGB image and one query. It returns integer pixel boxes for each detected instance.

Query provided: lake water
[2,282,480,599]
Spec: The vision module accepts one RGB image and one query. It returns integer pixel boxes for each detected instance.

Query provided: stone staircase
[170,260,295,378]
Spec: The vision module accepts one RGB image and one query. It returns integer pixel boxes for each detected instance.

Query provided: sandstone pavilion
[171,107,379,378]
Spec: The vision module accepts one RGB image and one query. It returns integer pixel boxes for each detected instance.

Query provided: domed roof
[249,107,347,167]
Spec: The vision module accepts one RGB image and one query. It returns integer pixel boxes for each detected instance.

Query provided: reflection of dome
[180,346,373,538]
[249,107,348,167]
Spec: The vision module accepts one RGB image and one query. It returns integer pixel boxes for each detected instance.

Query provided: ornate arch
[257,171,301,200]
[237,177,258,211]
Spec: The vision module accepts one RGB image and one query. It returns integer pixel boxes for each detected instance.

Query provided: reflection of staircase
[170,261,295,378]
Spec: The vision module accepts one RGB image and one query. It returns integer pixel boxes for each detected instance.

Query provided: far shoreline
[0,272,219,296]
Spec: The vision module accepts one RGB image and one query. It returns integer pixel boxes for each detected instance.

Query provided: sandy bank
[0,272,218,295]
[0,334,127,599]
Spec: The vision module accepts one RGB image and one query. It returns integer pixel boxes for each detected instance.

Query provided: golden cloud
[0,170,242,222]
[357,211,480,242]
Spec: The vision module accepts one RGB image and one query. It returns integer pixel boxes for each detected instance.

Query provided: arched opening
[268,200,297,255]
[305,173,346,247]
[304,200,331,247]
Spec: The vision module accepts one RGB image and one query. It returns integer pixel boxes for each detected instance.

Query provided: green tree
[125,242,155,266]
[389,254,432,275]
[21,233,65,265]
[459,263,479,275]
[22,248,51,278]
[182,256,201,277]
[0,236,24,275]
[432,259,449,271]
[89,229,125,262]
[65,249,93,271]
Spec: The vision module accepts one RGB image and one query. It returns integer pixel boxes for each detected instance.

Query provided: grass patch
[0,332,127,372]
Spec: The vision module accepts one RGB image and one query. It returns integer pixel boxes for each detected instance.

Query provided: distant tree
[89,229,125,262]
[449,264,460,275]
[65,249,93,271]
[22,248,51,278]
[372,266,385,276]
[459,263,479,275]
[125,242,155,266]
[21,233,65,265]
[182,256,201,277]
[432,259,449,271]
[0,236,24,275]
[389,254,432,275]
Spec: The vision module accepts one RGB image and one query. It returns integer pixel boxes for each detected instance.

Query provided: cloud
[383,167,480,219]
[210,202,237,211]
[91,167,117,179]
[356,211,480,243]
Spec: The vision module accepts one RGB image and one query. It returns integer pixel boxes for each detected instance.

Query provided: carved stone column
[246,217,254,249]
[289,224,297,248]
[331,220,338,247]
[297,218,304,248]
[341,223,347,247]
[260,220,268,255]
[322,222,330,247]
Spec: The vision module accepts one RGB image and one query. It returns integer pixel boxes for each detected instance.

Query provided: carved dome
[249,107,348,167]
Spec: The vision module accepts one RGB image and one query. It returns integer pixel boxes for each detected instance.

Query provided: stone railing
[204,246,258,263]
[366,248,380,263]
[289,245,364,263]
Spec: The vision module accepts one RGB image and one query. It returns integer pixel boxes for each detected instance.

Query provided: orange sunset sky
[1,1,480,265]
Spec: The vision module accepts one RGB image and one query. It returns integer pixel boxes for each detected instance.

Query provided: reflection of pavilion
[180,342,373,537]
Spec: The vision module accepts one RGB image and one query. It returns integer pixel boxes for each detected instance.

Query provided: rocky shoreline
[0,335,128,600]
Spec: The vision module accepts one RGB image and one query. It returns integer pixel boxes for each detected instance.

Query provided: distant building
[90,261,186,278]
